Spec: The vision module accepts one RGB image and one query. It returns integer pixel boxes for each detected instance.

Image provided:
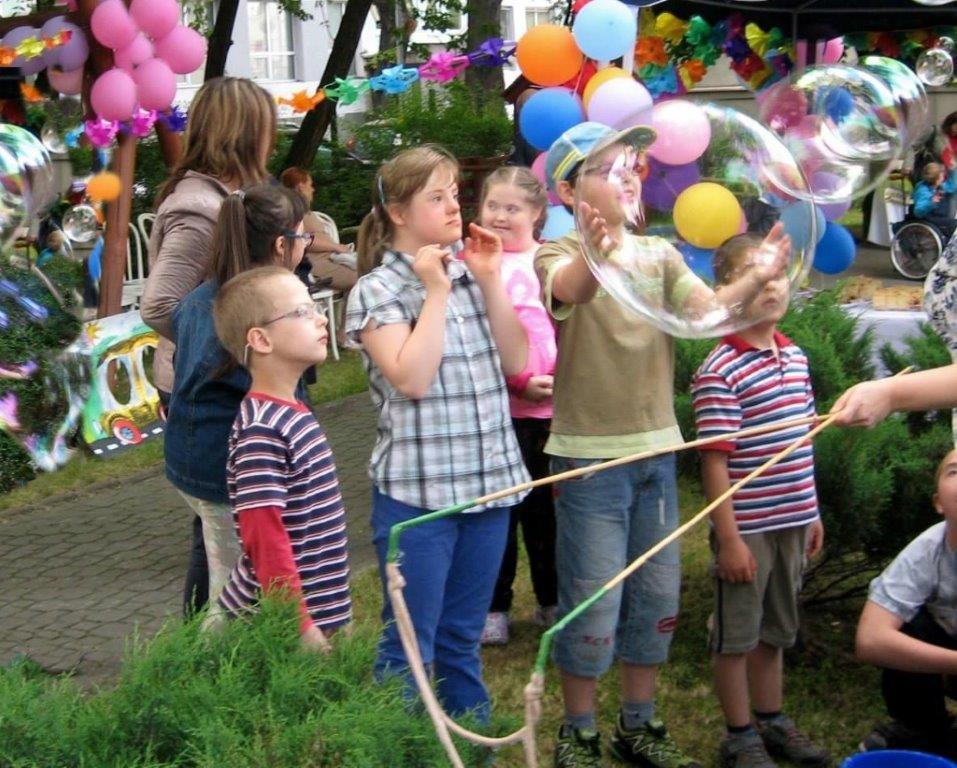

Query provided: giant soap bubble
[0,142,27,252]
[0,124,58,218]
[860,55,930,147]
[571,106,816,339]
[757,65,903,203]
[916,47,954,87]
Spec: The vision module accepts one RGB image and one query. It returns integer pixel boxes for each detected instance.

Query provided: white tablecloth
[866,192,907,247]
[843,302,926,375]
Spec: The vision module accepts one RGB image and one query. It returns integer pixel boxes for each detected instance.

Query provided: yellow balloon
[673,182,742,249]
[583,67,630,110]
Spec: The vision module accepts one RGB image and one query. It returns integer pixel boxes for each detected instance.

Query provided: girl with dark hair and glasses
[163,183,311,618]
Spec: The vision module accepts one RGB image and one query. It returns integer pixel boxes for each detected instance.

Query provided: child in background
[855,448,957,759]
[913,162,957,242]
[692,234,828,768]
[536,122,789,768]
[478,166,558,646]
[213,265,351,650]
[345,145,530,722]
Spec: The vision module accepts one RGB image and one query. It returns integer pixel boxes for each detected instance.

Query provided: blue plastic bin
[842,751,957,768]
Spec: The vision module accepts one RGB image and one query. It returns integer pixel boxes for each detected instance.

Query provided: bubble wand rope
[384,413,832,766]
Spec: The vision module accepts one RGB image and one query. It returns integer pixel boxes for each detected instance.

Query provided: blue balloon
[778,201,825,252]
[812,221,855,275]
[676,242,715,283]
[519,88,585,152]
[573,0,638,61]
[542,204,575,241]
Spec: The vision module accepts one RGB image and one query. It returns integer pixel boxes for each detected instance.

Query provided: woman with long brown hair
[140,76,277,616]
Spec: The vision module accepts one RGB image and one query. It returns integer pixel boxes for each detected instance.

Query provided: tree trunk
[283,0,373,169]
[204,0,241,81]
[463,0,504,106]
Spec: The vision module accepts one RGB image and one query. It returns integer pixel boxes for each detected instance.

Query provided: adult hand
[717,535,757,583]
[522,374,554,402]
[831,380,893,428]
[413,244,451,293]
[461,223,503,283]
[806,518,825,559]
[578,201,619,257]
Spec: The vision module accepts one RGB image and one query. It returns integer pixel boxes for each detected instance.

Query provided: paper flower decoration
[468,37,514,67]
[636,36,668,68]
[129,107,158,137]
[419,51,469,83]
[655,13,688,46]
[277,90,326,113]
[323,77,370,106]
[84,118,120,148]
[369,65,419,95]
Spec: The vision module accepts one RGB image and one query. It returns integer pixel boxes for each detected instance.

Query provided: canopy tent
[655,0,957,39]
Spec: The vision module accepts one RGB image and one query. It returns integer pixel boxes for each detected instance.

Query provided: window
[525,6,558,30]
[499,6,514,41]
[248,0,296,81]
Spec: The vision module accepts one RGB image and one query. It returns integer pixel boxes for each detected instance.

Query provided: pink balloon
[47,66,84,96]
[532,152,562,205]
[56,22,89,71]
[820,37,844,65]
[133,58,177,111]
[3,26,46,76]
[154,26,207,75]
[91,0,138,51]
[130,0,180,41]
[586,77,653,130]
[91,68,137,122]
[648,100,711,166]
[114,34,155,71]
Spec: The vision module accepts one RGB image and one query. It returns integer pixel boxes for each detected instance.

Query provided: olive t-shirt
[534,233,700,458]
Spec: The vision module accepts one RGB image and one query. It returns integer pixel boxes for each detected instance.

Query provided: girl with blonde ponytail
[344,145,531,722]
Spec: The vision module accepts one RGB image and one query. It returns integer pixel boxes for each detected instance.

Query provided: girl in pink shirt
[479,167,558,645]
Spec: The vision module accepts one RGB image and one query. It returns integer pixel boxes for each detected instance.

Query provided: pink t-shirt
[501,245,557,420]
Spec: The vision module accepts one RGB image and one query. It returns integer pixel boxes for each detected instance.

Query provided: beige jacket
[140,172,229,393]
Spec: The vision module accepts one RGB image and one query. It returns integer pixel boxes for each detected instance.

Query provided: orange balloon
[86,172,122,203]
[516,25,584,87]
[582,66,630,110]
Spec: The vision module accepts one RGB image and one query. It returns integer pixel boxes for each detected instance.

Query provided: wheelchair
[890,213,945,280]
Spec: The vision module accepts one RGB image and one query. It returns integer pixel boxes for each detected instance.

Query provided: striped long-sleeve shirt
[691,331,819,535]
[218,394,352,631]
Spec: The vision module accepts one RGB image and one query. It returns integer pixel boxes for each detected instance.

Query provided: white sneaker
[480,612,509,645]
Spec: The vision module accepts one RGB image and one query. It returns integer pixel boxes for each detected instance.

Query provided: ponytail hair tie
[231,189,246,201]
[376,175,386,207]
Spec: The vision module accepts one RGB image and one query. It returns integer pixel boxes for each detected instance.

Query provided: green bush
[0,600,489,767]
[674,287,952,601]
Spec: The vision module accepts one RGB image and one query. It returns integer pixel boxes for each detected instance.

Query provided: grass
[346,477,885,767]
[0,351,368,513]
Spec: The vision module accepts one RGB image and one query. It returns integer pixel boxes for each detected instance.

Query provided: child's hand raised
[578,201,619,257]
[413,244,452,293]
[750,221,791,284]
[461,223,503,283]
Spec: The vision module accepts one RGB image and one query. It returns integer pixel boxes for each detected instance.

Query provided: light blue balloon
[519,88,585,152]
[542,205,575,241]
[813,221,855,275]
[573,0,638,62]
[778,201,825,252]
[676,242,715,283]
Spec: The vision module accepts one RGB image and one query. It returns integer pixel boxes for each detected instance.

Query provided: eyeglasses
[283,231,316,248]
[262,302,319,326]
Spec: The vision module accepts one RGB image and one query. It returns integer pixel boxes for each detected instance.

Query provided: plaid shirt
[345,250,529,511]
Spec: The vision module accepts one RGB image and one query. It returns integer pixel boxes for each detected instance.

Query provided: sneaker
[535,604,559,627]
[480,612,509,646]
[756,716,830,766]
[555,723,603,768]
[608,716,702,767]
[860,719,952,756]
[719,732,777,768]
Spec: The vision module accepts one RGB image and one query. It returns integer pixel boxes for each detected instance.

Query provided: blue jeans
[551,454,681,678]
[371,488,509,722]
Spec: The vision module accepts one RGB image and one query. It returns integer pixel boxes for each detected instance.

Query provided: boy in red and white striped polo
[692,234,827,768]
[212,265,352,651]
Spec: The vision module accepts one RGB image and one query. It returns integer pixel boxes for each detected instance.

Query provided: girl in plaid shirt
[345,145,530,722]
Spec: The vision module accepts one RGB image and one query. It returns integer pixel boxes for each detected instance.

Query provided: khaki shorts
[709,525,810,655]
